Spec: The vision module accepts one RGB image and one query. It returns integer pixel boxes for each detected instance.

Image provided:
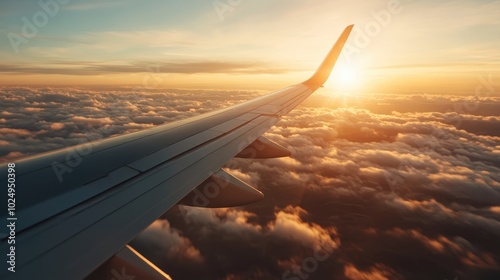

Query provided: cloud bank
[1,87,499,279]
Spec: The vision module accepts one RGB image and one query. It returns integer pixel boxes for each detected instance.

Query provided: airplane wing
[0,25,353,280]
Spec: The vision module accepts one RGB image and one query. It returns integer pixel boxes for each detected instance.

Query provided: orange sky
[1,0,499,94]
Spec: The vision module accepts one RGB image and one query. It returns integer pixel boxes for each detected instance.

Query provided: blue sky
[0,0,499,91]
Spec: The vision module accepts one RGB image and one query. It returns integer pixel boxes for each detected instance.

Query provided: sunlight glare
[324,58,363,93]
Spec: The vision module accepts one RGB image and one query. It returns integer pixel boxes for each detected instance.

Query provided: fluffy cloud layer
[142,206,340,280]
[1,87,499,279]
[0,86,265,161]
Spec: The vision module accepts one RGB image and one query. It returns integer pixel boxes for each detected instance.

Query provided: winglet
[302,25,354,90]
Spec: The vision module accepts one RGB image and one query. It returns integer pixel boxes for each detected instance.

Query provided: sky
[0,0,499,92]
[1,0,500,279]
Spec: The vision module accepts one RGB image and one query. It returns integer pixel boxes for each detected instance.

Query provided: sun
[326,63,362,91]
[338,66,358,86]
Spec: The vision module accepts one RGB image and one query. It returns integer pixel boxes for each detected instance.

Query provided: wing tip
[302,24,354,90]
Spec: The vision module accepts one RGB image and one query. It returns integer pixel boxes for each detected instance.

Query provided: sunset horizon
[1,0,499,94]
[1,1,499,279]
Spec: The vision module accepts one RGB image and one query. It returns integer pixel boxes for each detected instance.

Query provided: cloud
[62,1,124,11]
[1,87,499,279]
[491,206,500,214]
[385,227,498,270]
[132,219,203,263]
[176,207,263,238]
[221,95,499,278]
[71,116,114,126]
[0,127,32,137]
[129,205,341,279]
[344,263,400,280]
[268,206,339,253]
[0,61,289,75]
[50,123,65,131]
[170,206,339,254]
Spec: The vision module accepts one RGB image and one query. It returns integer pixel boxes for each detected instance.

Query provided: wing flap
[85,245,172,280]
[236,136,291,158]
[179,169,263,208]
